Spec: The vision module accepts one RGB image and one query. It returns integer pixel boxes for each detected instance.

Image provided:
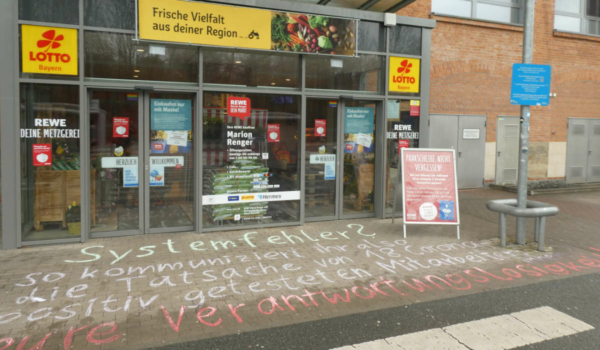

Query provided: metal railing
[486,199,559,252]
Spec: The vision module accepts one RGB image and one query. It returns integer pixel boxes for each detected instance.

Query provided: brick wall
[398,0,600,180]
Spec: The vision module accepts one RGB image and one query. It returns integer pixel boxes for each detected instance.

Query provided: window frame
[432,0,524,25]
[554,0,600,35]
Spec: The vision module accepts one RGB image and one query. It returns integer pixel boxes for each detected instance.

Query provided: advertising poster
[227,97,251,119]
[267,124,280,143]
[151,99,192,131]
[138,0,357,56]
[401,149,459,225]
[344,107,374,133]
[344,107,374,153]
[310,154,336,180]
[151,99,192,154]
[315,119,326,137]
[113,117,129,138]
[123,167,139,187]
[410,100,420,117]
[32,144,52,166]
[149,166,165,187]
[21,25,78,76]
[389,57,421,93]
[398,140,410,156]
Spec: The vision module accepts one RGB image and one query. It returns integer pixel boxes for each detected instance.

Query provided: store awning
[286,0,416,13]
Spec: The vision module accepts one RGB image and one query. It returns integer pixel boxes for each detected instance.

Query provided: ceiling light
[271,83,276,85]
[134,70,140,73]
[133,75,139,78]
[235,60,242,64]
[286,78,291,82]
[137,49,144,52]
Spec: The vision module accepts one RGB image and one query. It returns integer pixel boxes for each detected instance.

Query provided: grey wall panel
[587,119,600,183]
[429,114,458,150]
[457,115,486,189]
[566,119,589,184]
[496,116,520,185]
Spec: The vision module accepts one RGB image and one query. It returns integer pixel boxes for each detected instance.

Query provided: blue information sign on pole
[510,64,552,106]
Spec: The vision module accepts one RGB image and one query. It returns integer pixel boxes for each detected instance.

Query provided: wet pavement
[0,188,598,350]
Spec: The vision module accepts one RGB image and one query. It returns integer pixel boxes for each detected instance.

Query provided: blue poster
[149,166,165,187]
[344,107,374,134]
[510,64,551,106]
[439,200,455,221]
[151,99,192,131]
[324,162,336,180]
[123,167,138,187]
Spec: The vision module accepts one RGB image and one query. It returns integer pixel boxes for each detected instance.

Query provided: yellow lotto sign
[22,25,78,76]
[389,57,420,93]
[138,0,271,50]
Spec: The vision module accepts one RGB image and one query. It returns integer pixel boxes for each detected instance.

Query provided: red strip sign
[401,149,459,224]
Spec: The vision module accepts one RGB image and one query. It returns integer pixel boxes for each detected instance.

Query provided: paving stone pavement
[0,189,598,350]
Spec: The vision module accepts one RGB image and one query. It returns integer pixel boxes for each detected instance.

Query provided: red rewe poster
[315,119,326,137]
[113,117,129,138]
[267,124,280,143]
[227,97,251,119]
[33,144,52,166]
[401,149,459,226]
[398,140,410,156]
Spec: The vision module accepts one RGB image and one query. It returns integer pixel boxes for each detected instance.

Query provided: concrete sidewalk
[0,188,598,350]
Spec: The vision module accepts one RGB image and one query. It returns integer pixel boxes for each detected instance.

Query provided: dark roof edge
[207,0,436,28]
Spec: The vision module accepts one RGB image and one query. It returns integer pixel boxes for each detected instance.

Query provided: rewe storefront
[0,0,435,249]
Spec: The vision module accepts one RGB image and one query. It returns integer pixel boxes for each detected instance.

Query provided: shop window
[203,49,300,88]
[202,92,301,229]
[385,100,419,215]
[389,25,422,56]
[305,55,383,92]
[358,21,385,52]
[84,0,135,30]
[84,31,199,83]
[19,0,79,25]
[19,84,80,242]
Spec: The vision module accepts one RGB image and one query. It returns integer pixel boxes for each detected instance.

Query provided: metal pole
[516,0,535,245]
[392,155,401,224]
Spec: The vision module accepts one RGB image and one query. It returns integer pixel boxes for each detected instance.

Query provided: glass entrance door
[145,93,195,232]
[89,90,195,237]
[305,98,378,221]
[305,99,339,220]
[341,101,378,217]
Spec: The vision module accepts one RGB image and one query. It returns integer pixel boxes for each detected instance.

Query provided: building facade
[0,0,435,249]
[398,0,600,185]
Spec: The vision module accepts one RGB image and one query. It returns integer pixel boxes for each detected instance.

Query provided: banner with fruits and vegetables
[138,0,357,56]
